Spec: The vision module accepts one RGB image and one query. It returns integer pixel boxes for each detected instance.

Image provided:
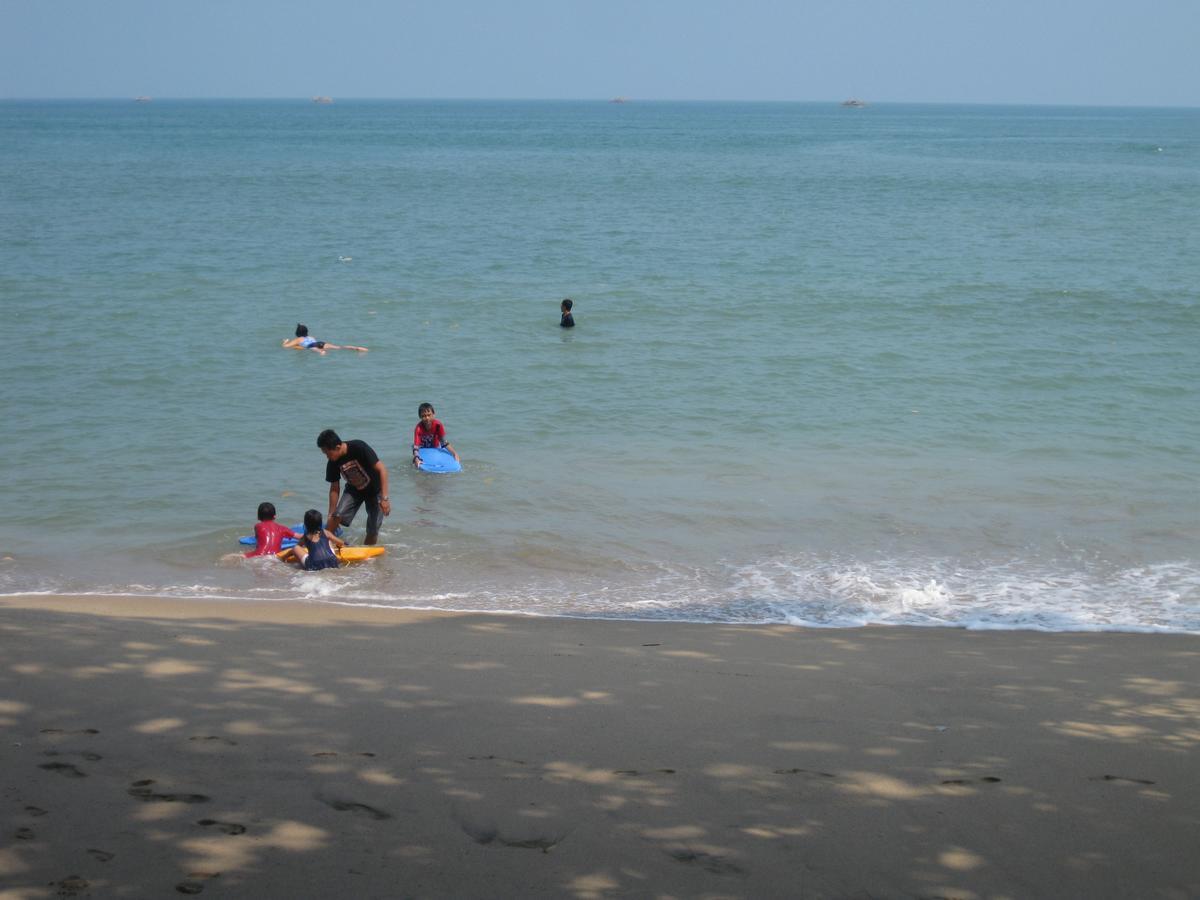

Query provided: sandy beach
[1,595,1197,899]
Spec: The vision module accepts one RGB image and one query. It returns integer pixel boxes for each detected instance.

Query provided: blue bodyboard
[239,535,298,547]
[238,524,340,547]
[418,447,462,473]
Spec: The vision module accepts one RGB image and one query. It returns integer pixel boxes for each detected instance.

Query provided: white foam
[2,553,1197,633]
[726,555,1200,632]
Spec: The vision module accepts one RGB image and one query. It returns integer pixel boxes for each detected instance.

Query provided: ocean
[1,99,1197,631]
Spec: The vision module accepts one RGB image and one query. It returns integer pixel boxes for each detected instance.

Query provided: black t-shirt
[560,313,575,328]
[325,439,381,498]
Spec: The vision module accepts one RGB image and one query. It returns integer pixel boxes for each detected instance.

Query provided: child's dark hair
[316,429,341,450]
[561,298,573,311]
[295,323,309,337]
[257,502,277,521]
[303,509,323,534]
[418,402,435,416]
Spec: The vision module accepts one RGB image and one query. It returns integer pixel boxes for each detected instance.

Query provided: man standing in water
[316,429,390,545]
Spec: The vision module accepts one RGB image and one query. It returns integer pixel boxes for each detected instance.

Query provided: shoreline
[3,591,1196,635]
[2,594,1198,898]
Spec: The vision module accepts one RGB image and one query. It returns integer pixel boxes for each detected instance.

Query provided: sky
[1,0,1197,106]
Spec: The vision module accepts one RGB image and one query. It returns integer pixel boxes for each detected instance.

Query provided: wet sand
[1,594,1198,899]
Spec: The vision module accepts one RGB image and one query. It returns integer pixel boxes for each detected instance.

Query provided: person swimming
[282,324,368,354]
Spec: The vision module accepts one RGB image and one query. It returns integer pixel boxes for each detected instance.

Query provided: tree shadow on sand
[1,608,1198,898]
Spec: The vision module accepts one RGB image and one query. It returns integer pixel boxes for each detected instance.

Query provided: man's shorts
[334,490,382,539]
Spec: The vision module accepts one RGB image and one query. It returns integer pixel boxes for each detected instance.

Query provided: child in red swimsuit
[244,502,301,557]
[412,402,461,469]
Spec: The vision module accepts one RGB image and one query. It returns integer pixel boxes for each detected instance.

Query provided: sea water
[1,99,1197,631]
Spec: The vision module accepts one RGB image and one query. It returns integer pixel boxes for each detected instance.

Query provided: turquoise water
[2,100,1198,630]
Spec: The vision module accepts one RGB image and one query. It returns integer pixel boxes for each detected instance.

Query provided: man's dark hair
[295,323,309,337]
[418,402,435,416]
[317,429,342,450]
[561,298,573,311]
[257,502,276,521]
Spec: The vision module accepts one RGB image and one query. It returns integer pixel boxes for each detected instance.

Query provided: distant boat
[840,98,867,108]
[312,96,333,104]
[609,96,629,104]
[134,96,152,103]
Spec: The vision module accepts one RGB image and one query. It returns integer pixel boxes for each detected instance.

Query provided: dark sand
[2,595,1197,898]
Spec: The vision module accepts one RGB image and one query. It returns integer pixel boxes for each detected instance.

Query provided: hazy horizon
[3,0,1198,108]
[3,97,1198,111]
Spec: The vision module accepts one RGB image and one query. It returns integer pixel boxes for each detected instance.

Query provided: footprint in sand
[500,836,561,852]
[941,776,1002,785]
[1089,774,1156,785]
[55,875,90,896]
[39,762,86,778]
[41,750,102,762]
[460,821,498,844]
[87,849,114,862]
[197,819,247,835]
[188,736,238,746]
[614,769,676,777]
[316,794,391,820]
[25,805,48,817]
[128,779,210,804]
[312,751,376,758]
[458,820,565,852]
[40,728,99,735]
[667,848,746,876]
[775,768,835,778]
[176,872,220,894]
[15,827,35,840]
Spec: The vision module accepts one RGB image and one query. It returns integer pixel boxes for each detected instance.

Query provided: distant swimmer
[338,255,353,262]
[282,323,368,354]
[560,298,575,328]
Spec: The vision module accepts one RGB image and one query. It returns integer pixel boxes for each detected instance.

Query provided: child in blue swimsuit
[292,509,345,570]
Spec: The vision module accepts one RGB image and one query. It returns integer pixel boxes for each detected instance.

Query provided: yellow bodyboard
[277,545,385,565]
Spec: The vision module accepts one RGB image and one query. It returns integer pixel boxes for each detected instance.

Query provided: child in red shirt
[244,502,301,557]
[412,402,461,469]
